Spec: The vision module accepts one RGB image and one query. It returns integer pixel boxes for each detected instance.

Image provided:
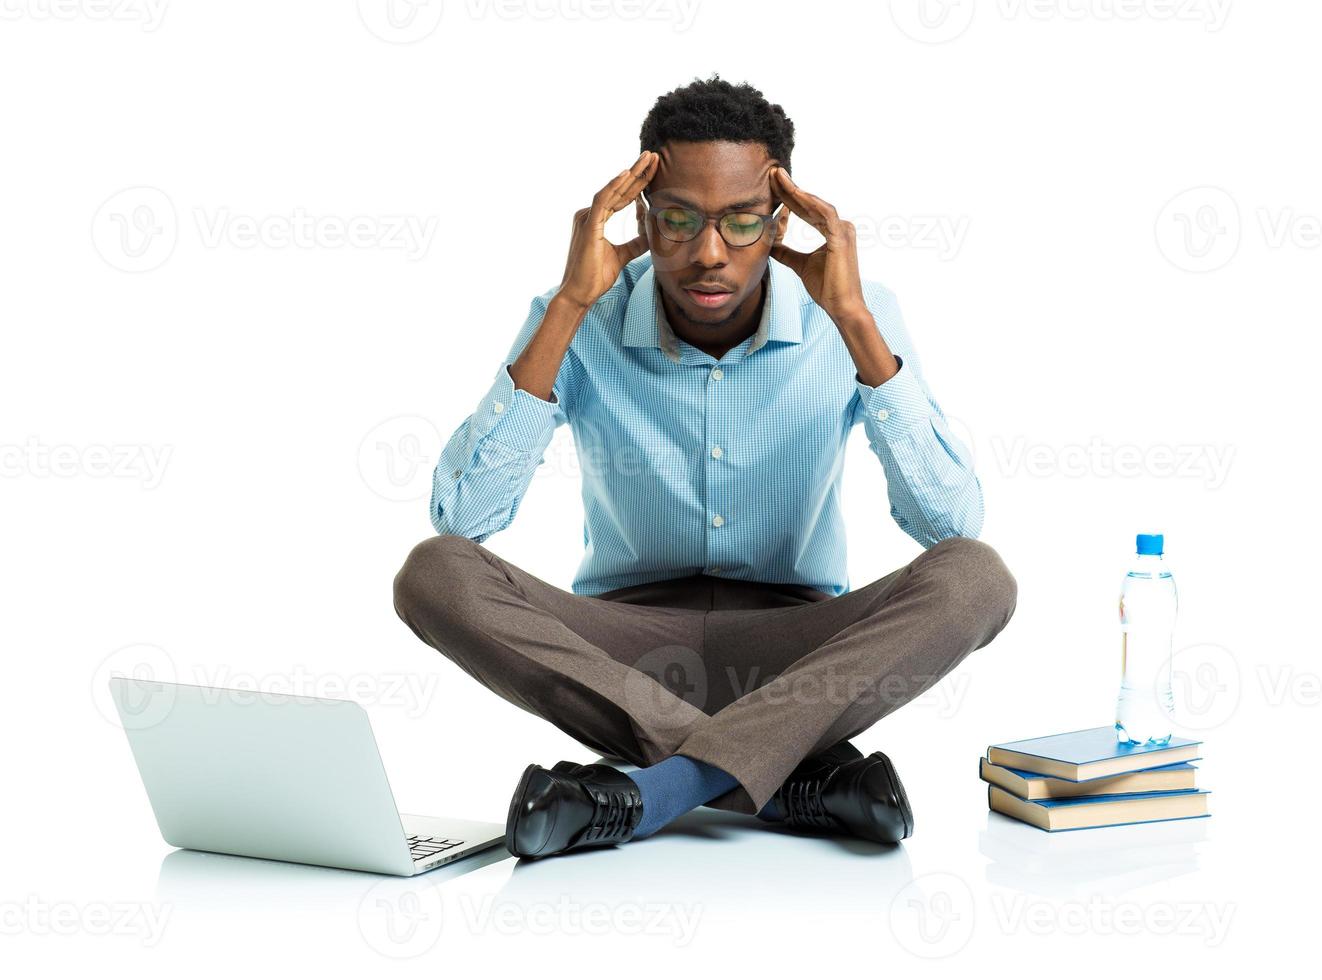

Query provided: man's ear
[772,206,790,246]
[635,198,648,242]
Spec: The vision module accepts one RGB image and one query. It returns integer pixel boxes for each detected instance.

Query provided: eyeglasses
[640,189,784,248]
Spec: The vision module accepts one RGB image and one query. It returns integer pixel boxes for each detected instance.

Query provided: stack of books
[980,726,1210,831]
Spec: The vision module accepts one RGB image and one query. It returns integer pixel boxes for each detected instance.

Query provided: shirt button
[452,468,462,479]
[493,401,505,414]
[875,408,889,421]
[711,445,723,459]
[712,514,725,527]
[711,367,724,380]
[709,566,721,574]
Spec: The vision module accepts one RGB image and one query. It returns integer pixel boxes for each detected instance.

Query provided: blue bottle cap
[1136,533,1164,556]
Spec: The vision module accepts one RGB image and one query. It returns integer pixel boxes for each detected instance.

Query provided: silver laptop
[109,677,506,876]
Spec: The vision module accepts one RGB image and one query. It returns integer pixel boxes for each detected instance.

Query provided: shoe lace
[584,784,642,843]
[781,774,835,830]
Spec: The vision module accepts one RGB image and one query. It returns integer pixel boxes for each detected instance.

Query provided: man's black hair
[639,74,794,174]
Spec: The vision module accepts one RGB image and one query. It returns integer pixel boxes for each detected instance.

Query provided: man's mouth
[682,283,735,309]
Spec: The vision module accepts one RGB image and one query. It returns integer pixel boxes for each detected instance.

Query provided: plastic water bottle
[1115,533,1177,744]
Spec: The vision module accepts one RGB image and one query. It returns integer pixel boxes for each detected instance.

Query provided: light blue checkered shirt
[430,254,982,597]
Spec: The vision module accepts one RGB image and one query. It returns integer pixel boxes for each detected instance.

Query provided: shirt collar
[622,256,803,364]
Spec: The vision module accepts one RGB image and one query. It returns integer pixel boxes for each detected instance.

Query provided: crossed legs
[392,534,1017,817]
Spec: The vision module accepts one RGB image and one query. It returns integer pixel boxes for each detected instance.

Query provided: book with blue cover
[988,784,1211,831]
[979,758,1198,800]
[987,726,1202,781]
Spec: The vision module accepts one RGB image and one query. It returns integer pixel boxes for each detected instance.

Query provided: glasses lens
[656,207,703,242]
[719,213,766,247]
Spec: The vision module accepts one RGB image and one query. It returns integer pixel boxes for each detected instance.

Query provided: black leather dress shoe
[770,749,913,843]
[504,760,643,859]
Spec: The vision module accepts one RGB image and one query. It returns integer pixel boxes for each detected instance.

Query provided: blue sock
[756,797,784,822]
[626,755,739,839]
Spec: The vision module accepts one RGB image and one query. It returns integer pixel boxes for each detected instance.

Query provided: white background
[2,0,1317,974]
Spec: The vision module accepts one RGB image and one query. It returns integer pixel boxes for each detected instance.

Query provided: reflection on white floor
[979,812,1210,898]
[155,806,915,939]
[146,754,1226,960]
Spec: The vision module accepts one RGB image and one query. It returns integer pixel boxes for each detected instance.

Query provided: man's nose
[690,221,729,267]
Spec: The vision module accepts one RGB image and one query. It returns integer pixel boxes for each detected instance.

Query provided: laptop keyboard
[407,835,467,861]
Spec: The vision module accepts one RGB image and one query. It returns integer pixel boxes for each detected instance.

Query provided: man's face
[635,140,789,330]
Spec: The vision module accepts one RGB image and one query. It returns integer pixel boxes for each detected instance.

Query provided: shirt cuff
[469,362,560,453]
[855,355,931,438]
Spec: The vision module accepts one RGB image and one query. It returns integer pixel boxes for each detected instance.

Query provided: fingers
[590,151,659,227]
[623,149,659,196]
[771,167,840,237]
[770,242,810,276]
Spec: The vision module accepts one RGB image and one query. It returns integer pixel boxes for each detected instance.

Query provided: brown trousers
[392,534,1017,815]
